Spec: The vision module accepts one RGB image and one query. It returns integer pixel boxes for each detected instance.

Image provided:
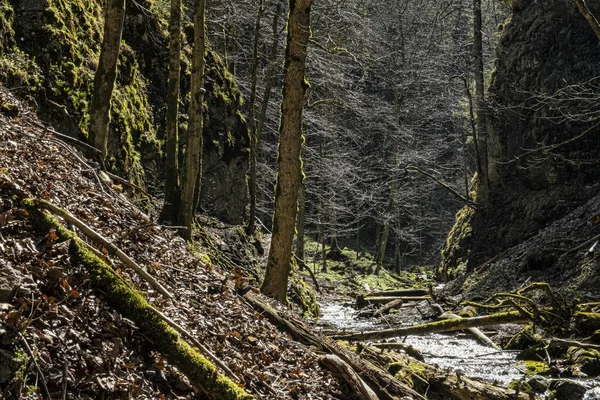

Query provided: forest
[0,0,600,398]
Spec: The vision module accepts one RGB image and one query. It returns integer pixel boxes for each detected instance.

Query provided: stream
[317,301,600,399]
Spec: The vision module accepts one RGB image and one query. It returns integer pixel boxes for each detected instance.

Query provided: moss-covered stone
[438,206,474,280]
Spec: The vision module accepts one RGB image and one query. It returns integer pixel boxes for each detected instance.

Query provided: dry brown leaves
[0,102,351,399]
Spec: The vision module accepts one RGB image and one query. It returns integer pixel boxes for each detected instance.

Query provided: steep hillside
[0,0,249,223]
[440,0,600,297]
[0,96,349,399]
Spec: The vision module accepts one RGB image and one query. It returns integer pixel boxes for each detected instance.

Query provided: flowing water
[317,301,600,397]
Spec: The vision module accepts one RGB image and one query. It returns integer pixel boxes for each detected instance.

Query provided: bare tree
[89,0,126,157]
[179,0,207,240]
[261,0,312,303]
[160,0,183,224]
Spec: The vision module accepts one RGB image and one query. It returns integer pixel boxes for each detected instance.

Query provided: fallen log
[439,312,500,349]
[332,311,530,341]
[24,200,252,400]
[373,298,403,317]
[359,345,532,400]
[241,290,425,400]
[357,295,430,308]
[365,288,430,297]
[320,354,379,400]
[369,342,424,361]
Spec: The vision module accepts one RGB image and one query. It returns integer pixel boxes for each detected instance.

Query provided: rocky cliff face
[0,0,248,224]
[440,0,600,286]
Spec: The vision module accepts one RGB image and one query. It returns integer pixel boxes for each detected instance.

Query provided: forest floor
[0,89,356,399]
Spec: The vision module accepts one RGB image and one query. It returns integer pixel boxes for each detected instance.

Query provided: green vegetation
[439,206,475,280]
[301,239,435,297]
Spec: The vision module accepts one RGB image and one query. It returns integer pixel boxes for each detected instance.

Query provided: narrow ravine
[317,301,600,399]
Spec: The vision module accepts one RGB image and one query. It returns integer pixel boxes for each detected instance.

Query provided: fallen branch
[547,337,600,350]
[365,288,430,297]
[357,295,430,308]
[17,332,51,400]
[147,305,241,382]
[369,342,424,361]
[104,170,151,198]
[32,199,173,299]
[359,345,530,400]
[241,290,425,400]
[407,165,474,206]
[439,312,500,349]
[320,354,379,400]
[294,253,321,292]
[372,299,403,318]
[564,233,600,256]
[332,311,530,341]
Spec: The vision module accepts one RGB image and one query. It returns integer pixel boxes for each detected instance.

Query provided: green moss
[23,199,252,399]
[439,206,475,280]
[0,0,15,55]
[390,360,428,392]
[520,360,549,375]
[289,262,320,318]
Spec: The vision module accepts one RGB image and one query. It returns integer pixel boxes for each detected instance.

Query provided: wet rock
[548,379,590,400]
[527,375,549,393]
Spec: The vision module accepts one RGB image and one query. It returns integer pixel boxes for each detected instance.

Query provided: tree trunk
[260,0,312,303]
[375,148,398,275]
[295,178,306,261]
[160,0,182,224]
[88,0,126,157]
[473,0,489,204]
[178,0,206,241]
[246,0,266,235]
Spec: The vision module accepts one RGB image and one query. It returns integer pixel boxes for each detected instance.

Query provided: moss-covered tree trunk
[160,0,182,224]
[179,0,206,240]
[246,0,266,235]
[261,0,312,303]
[473,0,489,204]
[88,0,126,157]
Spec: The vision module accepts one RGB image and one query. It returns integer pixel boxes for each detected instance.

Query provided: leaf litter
[0,93,354,399]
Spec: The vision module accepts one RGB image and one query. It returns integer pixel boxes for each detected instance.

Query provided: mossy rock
[289,270,320,318]
[438,206,475,280]
[567,347,600,377]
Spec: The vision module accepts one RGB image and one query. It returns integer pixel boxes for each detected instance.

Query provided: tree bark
[473,0,489,204]
[261,0,312,302]
[160,0,182,224]
[332,311,529,341]
[576,0,600,41]
[178,0,206,241]
[88,0,126,157]
[246,0,266,234]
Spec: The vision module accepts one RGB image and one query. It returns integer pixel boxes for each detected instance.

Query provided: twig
[17,332,51,400]
[294,253,321,292]
[147,305,242,382]
[563,233,600,256]
[24,118,103,155]
[104,171,151,198]
[407,165,476,206]
[34,199,173,299]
